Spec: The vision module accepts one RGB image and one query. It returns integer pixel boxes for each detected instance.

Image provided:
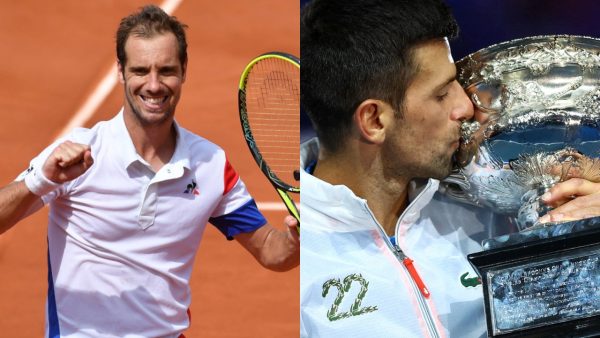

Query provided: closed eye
[159,66,179,76]
[128,67,149,76]
[436,92,449,101]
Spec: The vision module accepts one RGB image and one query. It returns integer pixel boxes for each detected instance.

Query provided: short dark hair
[116,5,188,68]
[301,0,458,153]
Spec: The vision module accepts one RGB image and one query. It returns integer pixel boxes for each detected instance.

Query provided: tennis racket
[238,52,300,227]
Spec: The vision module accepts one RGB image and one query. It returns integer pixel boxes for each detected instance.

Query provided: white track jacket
[300,138,501,338]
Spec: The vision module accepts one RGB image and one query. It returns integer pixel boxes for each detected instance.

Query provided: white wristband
[24,166,61,196]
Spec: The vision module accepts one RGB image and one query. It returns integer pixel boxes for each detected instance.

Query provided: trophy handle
[439,170,482,207]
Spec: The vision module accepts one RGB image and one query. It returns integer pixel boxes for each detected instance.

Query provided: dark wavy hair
[301,0,458,152]
[116,5,188,68]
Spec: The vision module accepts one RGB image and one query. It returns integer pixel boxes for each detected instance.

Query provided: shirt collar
[109,109,191,171]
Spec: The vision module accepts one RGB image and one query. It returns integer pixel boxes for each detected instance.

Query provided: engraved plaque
[468,224,600,337]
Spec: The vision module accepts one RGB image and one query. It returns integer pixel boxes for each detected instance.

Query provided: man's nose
[451,81,474,121]
[147,72,161,92]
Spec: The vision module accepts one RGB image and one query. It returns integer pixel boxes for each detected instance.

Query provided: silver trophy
[442,35,600,337]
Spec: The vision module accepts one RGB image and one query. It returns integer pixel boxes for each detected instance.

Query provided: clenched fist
[42,141,94,184]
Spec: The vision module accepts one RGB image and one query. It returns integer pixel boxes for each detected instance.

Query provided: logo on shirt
[184,180,199,195]
[460,272,482,288]
[322,273,378,321]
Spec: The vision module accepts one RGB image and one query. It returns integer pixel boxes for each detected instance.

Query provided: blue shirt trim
[209,199,267,240]
[47,240,60,337]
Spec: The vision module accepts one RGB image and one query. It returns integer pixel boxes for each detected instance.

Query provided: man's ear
[353,99,394,144]
[117,61,125,84]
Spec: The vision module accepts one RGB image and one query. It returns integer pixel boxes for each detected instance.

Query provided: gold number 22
[322,273,378,322]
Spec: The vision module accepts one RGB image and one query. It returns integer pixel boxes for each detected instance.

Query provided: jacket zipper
[364,181,441,338]
[391,243,439,338]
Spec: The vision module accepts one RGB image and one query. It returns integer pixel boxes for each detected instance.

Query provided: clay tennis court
[0,1,298,337]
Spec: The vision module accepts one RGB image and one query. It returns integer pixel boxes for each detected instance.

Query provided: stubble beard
[429,151,454,180]
[125,87,176,127]
[387,148,453,181]
[383,130,454,181]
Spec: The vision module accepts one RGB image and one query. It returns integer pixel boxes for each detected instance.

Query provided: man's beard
[385,149,454,181]
[429,152,454,180]
[125,89,175,127]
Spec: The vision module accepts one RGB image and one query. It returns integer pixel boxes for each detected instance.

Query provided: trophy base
[468,220,600,337]
[482,217,600,250]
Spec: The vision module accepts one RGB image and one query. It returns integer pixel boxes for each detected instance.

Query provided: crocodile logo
[460,272,481,288]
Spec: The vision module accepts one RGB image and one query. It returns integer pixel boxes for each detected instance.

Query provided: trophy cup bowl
[443,35,600,337]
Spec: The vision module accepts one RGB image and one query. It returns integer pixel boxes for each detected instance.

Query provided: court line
[55,0,288,210]
[56,0,184,139]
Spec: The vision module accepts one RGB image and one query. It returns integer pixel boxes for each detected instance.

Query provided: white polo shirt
[17,111,266,338]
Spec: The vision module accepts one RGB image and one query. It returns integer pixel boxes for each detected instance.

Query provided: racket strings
[245,57,300,187]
